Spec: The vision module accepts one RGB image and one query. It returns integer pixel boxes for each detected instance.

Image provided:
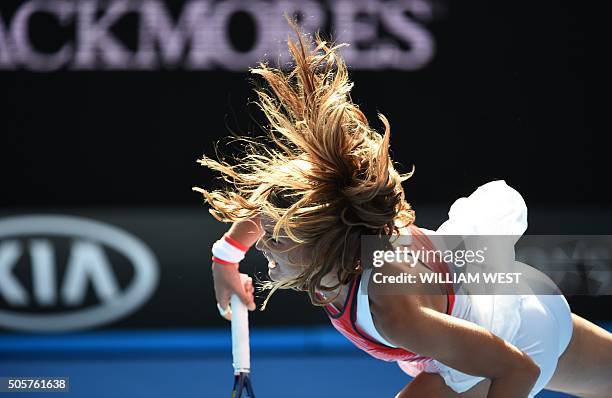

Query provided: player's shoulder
[366,269,436,349]
[368,259,442,311]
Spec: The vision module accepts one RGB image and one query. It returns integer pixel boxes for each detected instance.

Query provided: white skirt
[398,180,573,397]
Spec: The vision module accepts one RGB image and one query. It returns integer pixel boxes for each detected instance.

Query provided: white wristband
[212,235,247,264]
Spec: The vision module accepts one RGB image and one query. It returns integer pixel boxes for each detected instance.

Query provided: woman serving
[194,23,612,398]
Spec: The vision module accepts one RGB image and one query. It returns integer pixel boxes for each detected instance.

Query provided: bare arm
[223,217,265,247]
[371,264,540,398]
[212,217,264,318]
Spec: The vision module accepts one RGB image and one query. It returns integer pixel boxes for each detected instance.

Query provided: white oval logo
[0,215,159,332]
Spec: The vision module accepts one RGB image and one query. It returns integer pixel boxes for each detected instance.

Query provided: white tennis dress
[355,180,573,397]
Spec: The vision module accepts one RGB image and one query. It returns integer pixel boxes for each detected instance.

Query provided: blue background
[4,325,609,397]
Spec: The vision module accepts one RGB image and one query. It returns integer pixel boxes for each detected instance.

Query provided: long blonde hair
[193,20,415,308]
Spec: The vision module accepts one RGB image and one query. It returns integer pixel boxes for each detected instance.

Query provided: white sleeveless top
[354,180,529,387]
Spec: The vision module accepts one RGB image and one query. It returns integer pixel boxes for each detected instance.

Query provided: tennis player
[196,23,612,398]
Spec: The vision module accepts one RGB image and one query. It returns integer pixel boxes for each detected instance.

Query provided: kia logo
[0,215,159,332]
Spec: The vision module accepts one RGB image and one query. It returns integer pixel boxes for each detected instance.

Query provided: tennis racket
[231,274,256,398]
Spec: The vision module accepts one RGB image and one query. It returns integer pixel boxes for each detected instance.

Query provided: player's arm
[212,217,264,318]
[371,273,540,398]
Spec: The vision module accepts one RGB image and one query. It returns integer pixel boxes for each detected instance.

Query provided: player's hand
[213,263,256,320]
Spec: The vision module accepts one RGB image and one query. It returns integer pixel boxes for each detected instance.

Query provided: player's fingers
[239,290,256,311]
[216,302,232,321]
[224,274,247,301]
[238,277,256,311]
[216,290,233,320]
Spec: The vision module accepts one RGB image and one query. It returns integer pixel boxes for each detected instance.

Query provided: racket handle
[231,274,250,374]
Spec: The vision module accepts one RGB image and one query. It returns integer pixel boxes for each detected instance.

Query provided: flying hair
[193,18,415,309]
